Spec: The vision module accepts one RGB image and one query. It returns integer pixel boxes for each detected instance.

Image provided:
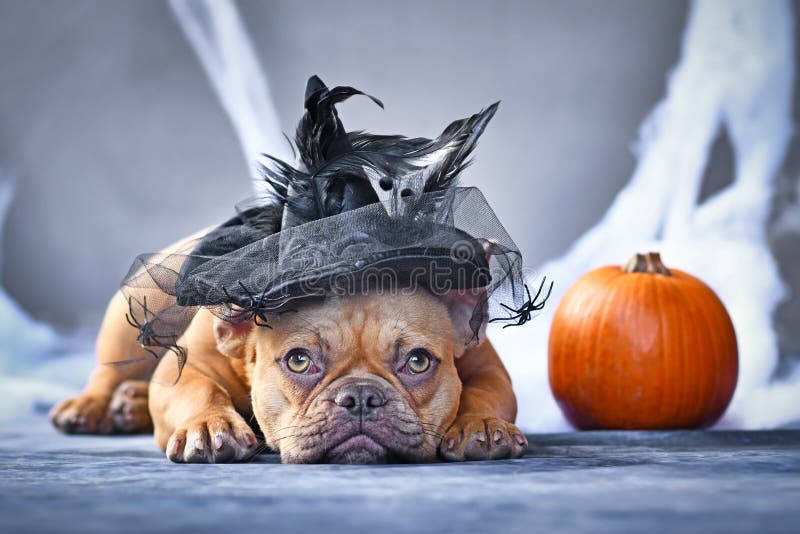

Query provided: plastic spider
[490,277,554,328]
[124,296,186,373]
[222,281,296,328]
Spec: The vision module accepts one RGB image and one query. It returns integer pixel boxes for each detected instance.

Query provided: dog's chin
[324,434,390,464]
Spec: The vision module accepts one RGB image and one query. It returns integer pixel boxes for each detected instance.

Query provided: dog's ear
[442,286,488,352]
[442,239,495,350]
[213,316,254,359]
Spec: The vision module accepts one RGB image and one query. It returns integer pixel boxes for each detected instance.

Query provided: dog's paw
[439,415,528,461]
[50,394,113,434]
[109,380,153,434]
[166,411,259,463]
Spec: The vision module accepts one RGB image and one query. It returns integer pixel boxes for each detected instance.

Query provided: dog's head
[213,289,483,463]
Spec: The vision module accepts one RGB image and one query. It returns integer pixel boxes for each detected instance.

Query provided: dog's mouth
[275,391,436,464]
[324,433,390,464]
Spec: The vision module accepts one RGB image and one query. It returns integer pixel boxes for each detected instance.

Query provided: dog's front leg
[149,354,259,464]
[440,341,528,461]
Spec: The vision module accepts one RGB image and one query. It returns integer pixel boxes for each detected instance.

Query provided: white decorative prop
[169,0,290,192]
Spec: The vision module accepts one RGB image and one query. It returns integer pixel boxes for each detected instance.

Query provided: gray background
[1,1,798,362]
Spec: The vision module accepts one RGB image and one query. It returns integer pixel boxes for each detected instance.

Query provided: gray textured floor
[1,417,798,534]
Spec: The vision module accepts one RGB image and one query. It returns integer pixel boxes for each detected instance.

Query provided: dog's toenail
[168,440,180,456]
[214,435,224,450]
[514,434,526,446]
[446,438,455,450]
[475,431,486,443]
[243,434,256,447]
[493,430,503,443]
[194,438,204,451]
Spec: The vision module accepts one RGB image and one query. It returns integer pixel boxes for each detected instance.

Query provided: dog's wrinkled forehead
[262,292,455,358]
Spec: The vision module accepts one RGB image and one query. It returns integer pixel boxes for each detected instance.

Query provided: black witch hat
[121,76,550,371]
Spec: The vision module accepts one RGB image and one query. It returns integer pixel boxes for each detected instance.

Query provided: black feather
[286,75,385,223]
[256,75,499,227]
[256,155,305,205]
[319,85,384,110]
[296,76,383,169]
[347,133,432,154]
[423,102,499,193]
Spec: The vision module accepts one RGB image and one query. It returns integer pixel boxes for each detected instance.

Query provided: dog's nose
[334,384,386,416]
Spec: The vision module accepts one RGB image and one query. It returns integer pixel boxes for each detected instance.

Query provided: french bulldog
[50,235,527,464]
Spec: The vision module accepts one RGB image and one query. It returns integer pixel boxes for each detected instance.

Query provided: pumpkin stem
[623,252,671,276]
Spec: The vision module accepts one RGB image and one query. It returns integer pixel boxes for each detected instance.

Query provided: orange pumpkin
[548,252,738,430]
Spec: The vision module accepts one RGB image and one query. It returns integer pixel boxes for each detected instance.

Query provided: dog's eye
[285,349,314,374]
[405,349,432,374]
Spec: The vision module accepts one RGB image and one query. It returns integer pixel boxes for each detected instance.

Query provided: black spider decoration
[221,281,274,328]
[490,277,554,328]
[221,281,297,328]
[124,296,187,375]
